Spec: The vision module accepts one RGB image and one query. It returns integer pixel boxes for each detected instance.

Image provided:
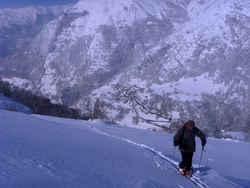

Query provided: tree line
[0,78,84,119]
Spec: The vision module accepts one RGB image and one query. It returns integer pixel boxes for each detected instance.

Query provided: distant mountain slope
[0,0,249,134]
[0,5,72,59]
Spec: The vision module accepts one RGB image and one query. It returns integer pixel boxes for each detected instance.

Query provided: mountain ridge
[0,0,249,135]
[0,4,72,60]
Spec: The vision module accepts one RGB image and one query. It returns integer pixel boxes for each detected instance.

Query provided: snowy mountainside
[0,109,249,187]
[0,5,72,59]
[0,6,68,29]
[0,0,250,133]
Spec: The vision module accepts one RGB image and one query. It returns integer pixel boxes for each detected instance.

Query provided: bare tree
[111,84,174,130]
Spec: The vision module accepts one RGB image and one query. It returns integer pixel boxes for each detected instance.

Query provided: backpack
[174,123,187,149]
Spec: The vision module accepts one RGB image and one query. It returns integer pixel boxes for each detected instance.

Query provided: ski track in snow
[84,122,210,188]
[0,109,247,188]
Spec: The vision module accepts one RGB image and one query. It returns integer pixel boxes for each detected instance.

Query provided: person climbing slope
[173,120,206,177]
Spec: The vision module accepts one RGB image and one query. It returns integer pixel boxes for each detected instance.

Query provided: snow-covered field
[0,108,249,188]
[0,95,32,114]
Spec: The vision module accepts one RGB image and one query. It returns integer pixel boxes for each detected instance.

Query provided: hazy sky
[0,0,79,8]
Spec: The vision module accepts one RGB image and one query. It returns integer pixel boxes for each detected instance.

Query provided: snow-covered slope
[0,5,71,59]
[0,6,69,29]
[0,0,249,133]
[0,95,32,113]
[0,109,249,187]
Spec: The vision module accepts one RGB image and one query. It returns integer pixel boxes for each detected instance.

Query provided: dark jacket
[173,126,206,153]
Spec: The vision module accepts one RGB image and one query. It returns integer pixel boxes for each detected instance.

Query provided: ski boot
[186,171,192,177]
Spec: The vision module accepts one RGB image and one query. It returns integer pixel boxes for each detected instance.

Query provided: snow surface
[2,77,33,91]
[0,95,32,114]
[152,73,226,101]
[0,108,249,187]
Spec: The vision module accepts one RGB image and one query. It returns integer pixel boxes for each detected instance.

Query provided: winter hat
[186,120,195,129]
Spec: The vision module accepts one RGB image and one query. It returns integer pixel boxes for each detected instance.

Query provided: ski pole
[171,147,176,161]
[199,147,206,167]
